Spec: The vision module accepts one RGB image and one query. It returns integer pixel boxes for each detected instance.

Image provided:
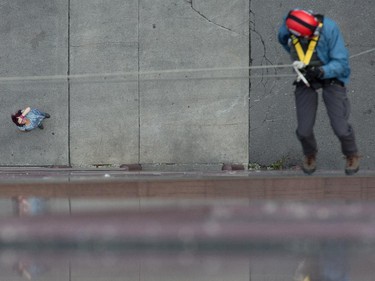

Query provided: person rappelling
[278,9,360,175]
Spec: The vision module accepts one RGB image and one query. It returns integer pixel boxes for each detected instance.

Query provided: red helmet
[286,9,319,37]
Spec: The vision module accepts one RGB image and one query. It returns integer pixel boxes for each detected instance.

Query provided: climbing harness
[290,22,323,86]
[290,23,323,66]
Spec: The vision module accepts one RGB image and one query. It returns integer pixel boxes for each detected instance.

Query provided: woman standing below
[11,107,50,131]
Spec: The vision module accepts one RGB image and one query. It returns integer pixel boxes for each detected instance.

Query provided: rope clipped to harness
[290,22,323,86]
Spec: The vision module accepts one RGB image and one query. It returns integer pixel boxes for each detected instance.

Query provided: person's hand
[292,60,305,69]
[17,116,26,124]
[305,66,324,81]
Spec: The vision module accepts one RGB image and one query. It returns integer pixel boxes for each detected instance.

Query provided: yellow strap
[303,36,319,65]
[303,276,310,281]
[291,23,323,65]
[291,35,306,62]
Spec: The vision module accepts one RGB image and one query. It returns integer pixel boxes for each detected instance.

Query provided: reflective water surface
[0,197,374,281]
[2,245,373,281]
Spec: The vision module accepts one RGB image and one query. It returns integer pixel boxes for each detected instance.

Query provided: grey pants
[294,83,358,156]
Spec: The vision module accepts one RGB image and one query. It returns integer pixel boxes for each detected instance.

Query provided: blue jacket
[278,16,351,85]
[17,109,46,131]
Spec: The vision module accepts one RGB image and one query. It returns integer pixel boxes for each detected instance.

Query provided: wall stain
[31,31,46,49]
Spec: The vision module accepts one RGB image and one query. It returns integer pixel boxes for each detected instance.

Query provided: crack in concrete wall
[249,7,279,113]
[249,10,273,76]
[188,0,247,37]
[249,8,279,133]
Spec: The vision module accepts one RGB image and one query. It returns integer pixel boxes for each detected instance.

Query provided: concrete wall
[1,0,374,170]
[1,0,249,168]
[0,1,69,166]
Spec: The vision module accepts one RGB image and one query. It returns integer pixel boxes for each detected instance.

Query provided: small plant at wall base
[268,159,284,170]
[248,162,262,170]
[248,156,299,171]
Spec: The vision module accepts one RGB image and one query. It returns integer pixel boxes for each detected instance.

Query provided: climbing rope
[0,48,373,83]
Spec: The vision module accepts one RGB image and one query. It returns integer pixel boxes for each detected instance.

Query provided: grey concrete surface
[69,0,140,166]
[138,0,249,165]
[0,1,69,166]
[1,0,249,168]
[1,1,374,170]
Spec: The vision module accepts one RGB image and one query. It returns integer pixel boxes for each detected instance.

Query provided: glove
[304,66,324,81]
[292,60,305,69]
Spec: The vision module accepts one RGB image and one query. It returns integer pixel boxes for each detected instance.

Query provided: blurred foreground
[0,168,374,280]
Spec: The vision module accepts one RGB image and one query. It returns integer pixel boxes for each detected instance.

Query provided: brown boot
[302,154,316,175]
[345,154,360,175]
